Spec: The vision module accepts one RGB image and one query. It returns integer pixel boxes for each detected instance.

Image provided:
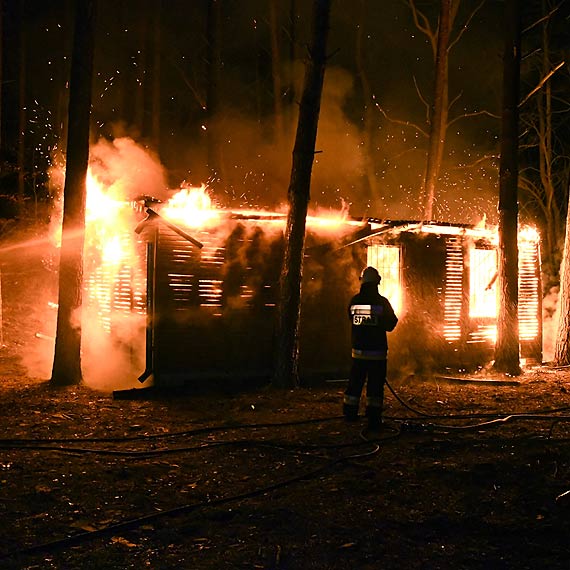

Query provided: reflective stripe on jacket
[351,348,387,360]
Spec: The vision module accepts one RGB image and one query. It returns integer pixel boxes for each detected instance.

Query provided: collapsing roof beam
[134,208,204,249]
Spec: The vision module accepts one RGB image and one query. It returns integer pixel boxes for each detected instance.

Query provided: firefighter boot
[343,403,359,422]
[366,406,382,432]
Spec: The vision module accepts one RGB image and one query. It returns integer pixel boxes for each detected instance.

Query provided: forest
[1,1,570,568]
[1,0,569,376]
[1,1,566,226]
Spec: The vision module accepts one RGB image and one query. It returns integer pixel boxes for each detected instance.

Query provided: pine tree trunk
[17,0,26,210]
[356,0,379,208]
[270,0,285,145]
[493,0,521,376]
[0,0,3,153]
[135,0,148,134]
[423,0,451,221]
[554,192,570,364]
[51,0,96,387]
[206,0,223,184]
[272,0,331,389]
[151,0,161,150]
[284,0,298,136]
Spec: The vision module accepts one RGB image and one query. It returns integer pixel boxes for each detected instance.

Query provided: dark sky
[2,0,569,225]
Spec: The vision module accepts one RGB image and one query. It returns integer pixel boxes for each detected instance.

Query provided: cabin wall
[388,233,451,374]
[98,219,543,387]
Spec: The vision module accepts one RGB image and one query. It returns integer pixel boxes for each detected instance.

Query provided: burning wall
[88,204,542,387]
[36,138,543,389]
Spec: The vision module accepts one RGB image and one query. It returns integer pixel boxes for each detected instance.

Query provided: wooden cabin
[86,210,542,387]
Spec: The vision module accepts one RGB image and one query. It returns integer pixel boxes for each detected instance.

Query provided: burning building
[81,183,542,388]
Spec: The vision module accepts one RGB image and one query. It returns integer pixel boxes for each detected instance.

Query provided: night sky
[1,0,569,225]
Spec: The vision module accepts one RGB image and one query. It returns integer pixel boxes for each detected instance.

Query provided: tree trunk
[151,0,161,150]
[554,190,570,364]
[17,4,25,209]
[206,0,224,185]
[493,0,521,376]
[272,0,331,389]
[285,0,297,134]
[0,0,3,153]
[51,0,96,387]
[356,0,380,210]
[135,0,148,134]
[423,0,451,221]
[537,9,560,277]
[269,0,285,145]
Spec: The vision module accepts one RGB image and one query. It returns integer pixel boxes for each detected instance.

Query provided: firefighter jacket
[348,282,398,360]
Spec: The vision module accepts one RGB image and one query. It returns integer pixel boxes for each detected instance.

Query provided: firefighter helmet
[360,266,381,284]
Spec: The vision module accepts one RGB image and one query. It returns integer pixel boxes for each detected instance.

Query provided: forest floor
[1,223,570,569]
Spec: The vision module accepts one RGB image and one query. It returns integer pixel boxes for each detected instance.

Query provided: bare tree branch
[405,0,437,55]
[413,75,431,122]
[374,103,429,138]
[449,153,499,169]
[522,47,541,61]
[448,90,463,112]
[447,109,500,127]
[170,56,206,109]
[449,0,486,52]
[522,1,564,34]
[519,60,565,107]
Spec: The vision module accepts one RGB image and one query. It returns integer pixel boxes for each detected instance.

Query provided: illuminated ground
[1,225,570,569]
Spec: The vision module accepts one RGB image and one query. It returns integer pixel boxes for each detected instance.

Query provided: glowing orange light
[101,235,124,264]
[86,171,127,223]
[441,224,540,344]
[160,184,222,228]
[518,225,540,244]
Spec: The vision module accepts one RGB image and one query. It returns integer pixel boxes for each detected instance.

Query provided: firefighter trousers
[343,358,387,420]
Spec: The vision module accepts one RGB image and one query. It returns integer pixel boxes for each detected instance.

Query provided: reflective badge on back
[350,304,383,326]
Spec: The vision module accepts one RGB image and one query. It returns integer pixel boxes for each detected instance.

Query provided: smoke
[17,308,146,391]
[81,307,146,391]
[17,303,57,381]
[311,67,366,208]
[13,137,160,390]
[13,61,503,388]
[89,137,169,202]
[169,56,498,226]
[170,65,367,214]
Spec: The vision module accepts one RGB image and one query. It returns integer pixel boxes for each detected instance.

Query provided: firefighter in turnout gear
[344,266,398,430]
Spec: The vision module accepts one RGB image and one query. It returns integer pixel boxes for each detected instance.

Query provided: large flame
[47,151,542,356]
[442,223,541,344]
[160,184,222,228]
[82,169,144,332]
[158,184,358,233]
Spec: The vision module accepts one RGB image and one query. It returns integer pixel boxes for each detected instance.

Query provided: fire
[83,170,144,331]
[101,235,125,265]
[160,184,222,228]
[441,223,541,345]
[47,147,542,364]
[86,171,128,223]
[84,169,134,267]
[158,184,360,236]
[518,224,540,244]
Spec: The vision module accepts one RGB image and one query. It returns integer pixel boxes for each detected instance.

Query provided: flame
[83,169,144,331]
[47,147,542,360]
[442,224,541,345]
[159,184,360,235]
[518,225,540,244]
[101,235,125,265]
[160,184,222,228]
[86,171,128,223]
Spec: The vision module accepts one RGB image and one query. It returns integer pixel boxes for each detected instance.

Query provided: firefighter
[343,266,398,431]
